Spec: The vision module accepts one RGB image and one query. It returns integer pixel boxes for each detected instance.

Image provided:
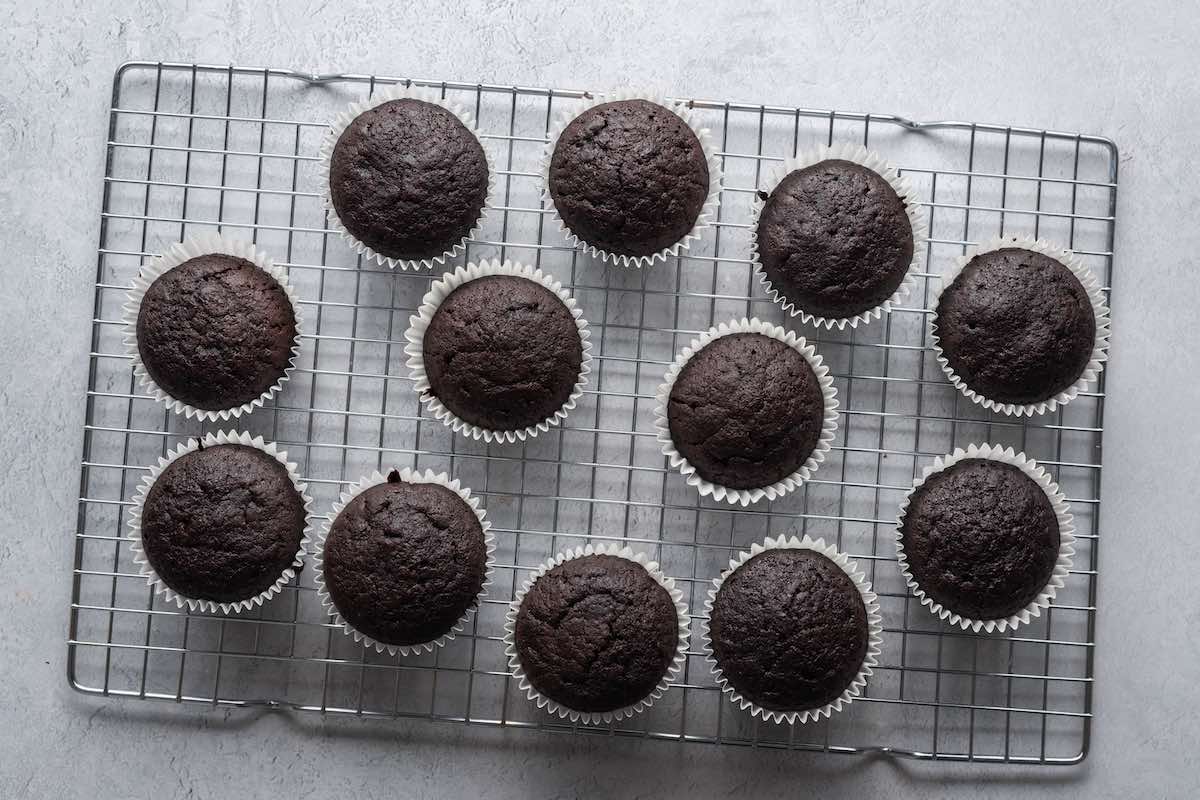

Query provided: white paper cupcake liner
[312,467,496,657]
[654,317,839,506]
[127,430,313,615]
[503,543,691,724]
[749,143,927,330]
[541,89,724,268]
[404,259,593,444]
[122,233,303,421]
[931,235,1111,417]
[318,83,496,271]
[703,535,882,725]
[895,443,1076,634]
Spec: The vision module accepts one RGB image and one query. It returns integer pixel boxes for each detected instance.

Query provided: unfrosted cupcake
[124,235,301,420]
[316,468,492,655]
[545,93,721,266]
[896,443,1075,633]
[751,143,924,328]
[655,318,838,506]
[322,86,492,269]
[933,236,1110,415]
[704,536,881,724]
[504,546,689,723]
[406,261,591,443]
[129,431,311,613]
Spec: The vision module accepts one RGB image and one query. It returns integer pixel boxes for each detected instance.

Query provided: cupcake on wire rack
[320,84,494,270]
[704,535,882,724]
[315,467,494,656]
[504,544,690,724]
[655,317,838,506]
[405,259,592,444]
[128,430,313,615]
[543,90,723,267]
[932,235,1110,416]
[750,143,926,329]
[896,443,1076,633]
[123,233,302,420]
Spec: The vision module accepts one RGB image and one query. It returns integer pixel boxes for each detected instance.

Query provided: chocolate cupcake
[129,431,311,613]
[655,318,837,506]
[704,536,881,724]
[321,86,492,269]
[933,236,1110,416]
[545,93,720,267]
[505,546,689,723]
[896,444,1075,633]
[124,235,301,420]
[751,143,924,328]
[406,260,591,443]
[316,468,493,655]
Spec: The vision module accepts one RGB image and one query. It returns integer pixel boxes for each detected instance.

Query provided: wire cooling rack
[70,61,1116,764]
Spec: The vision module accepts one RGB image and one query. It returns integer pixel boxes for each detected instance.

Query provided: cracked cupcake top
[421,274,583,432]
[756,159,914,319]
[136,253,296,411]
[549,99,710,257]
[514,554,679,713]
[329,98,488,261]
[899,458,1061,620]
[322,472,488,647]
[667,333,824,489]
[708,548,868,712]
[140,444,306,603]
[935,248,1096,405]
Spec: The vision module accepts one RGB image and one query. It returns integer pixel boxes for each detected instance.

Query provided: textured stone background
[1,1,1197,797]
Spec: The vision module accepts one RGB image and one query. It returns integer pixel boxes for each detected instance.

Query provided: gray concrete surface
[1,0,1198,797]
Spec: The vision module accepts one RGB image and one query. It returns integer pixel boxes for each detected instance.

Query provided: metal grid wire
[69,62,1116,764]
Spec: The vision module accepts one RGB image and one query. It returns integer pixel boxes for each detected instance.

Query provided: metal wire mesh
[69,62,1116,764]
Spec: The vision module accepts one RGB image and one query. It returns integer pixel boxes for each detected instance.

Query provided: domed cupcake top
[328,97,489,262]
[899,458,1061,620]
[549,99,710,258]
[138,443,307,603]
[935,247,1097,406]
[708,548,870,713]
[421,274,584,432]
[666,332,825,490]
[321,472,489,648]
[135,253,296,412]
[513,553,680,714]
[755,158,915,320]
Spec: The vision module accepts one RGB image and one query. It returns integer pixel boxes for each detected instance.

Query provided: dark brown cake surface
[136,253,296,411]
[329,98,488,260]
[708,549,868,712]
[667,333,824,489]
[549,99,709,257]
[322,472,488,646]
[900,458,1061,620]
[755,159,914,318]
[140,444,306,603]
[935,248,1096,405]
[422,274,583,431]
[514,554,679,713]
